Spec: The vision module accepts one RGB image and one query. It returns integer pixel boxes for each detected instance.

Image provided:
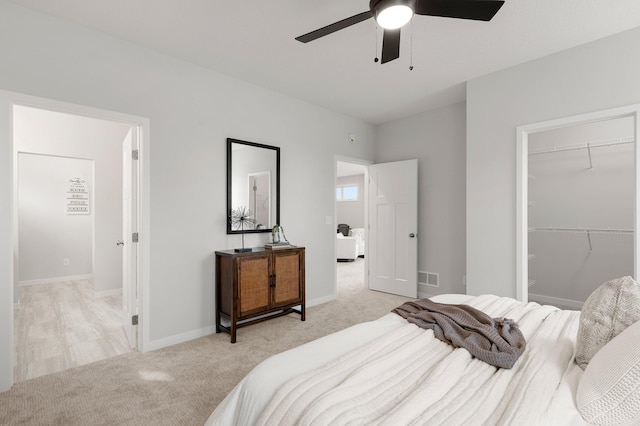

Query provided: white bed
[206,294,587,425]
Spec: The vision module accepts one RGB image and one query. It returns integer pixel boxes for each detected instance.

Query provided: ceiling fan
[295,0,505,64]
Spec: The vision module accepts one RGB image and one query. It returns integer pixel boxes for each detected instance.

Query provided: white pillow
[576,320,640,426]
[575,276,640,369]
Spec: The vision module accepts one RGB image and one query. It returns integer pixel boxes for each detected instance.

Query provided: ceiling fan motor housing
[369,0,416,18]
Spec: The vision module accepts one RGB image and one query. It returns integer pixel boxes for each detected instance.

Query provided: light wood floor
[14,279,132,383]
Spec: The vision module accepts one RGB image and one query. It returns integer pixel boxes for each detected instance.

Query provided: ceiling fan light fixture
[376,5,413,29]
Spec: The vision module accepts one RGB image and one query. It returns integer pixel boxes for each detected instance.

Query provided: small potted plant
[271,224,288,244]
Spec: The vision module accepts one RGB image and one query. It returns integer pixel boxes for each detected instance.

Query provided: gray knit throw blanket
[392,299,526,369]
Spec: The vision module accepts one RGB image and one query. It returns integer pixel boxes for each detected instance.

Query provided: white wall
[18,154,93,281]
[375,102,467,295]
[336,174,365,229]
[0,0,376,389]
[467,26,640,298]
[13,106,130,296]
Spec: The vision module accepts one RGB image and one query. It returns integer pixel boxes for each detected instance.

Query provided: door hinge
[132,232,139,243]
[132,315,139,325]
[132,149,139,160]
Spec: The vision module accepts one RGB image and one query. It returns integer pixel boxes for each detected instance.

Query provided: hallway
[14,279,131,382]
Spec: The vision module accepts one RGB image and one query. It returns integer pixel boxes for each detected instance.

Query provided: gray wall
[467,26,640,298]
[18,154,94,281]
[0,0,376,389]
[376,102,467,295]
[336,174,365,229]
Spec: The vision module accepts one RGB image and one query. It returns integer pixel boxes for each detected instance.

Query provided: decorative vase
[272,224,288,244]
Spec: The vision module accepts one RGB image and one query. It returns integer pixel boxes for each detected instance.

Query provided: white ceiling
[10,0,640,124]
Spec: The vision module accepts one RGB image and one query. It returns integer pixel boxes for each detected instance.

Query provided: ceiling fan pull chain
[409,17,414,71]
[374,23,380,63]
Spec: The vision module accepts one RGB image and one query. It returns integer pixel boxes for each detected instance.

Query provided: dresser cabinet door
[237,255,271,317]
[272,251,301,307]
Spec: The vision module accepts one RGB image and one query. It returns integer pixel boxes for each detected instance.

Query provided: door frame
[516,103,640,303]
[334,156,372,299]
[122,127,139,349]
[0,89,151,390]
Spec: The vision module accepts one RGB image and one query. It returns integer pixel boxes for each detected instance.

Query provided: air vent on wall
[418,271,439,287]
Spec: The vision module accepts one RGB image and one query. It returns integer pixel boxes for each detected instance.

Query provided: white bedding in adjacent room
[206,294,586,425]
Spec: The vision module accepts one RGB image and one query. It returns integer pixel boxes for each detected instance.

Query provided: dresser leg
[230,322,237,343]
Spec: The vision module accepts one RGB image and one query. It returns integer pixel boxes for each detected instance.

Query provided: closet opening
[516,105,640,307]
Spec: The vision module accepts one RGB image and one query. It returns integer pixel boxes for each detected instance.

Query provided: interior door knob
[409,233,416,238]
[116,240,125,246]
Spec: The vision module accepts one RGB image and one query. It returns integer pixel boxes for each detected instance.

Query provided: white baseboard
[145,296,334,352]
[19,274,93,286]
[307,294,335,307]
[418,284,441,299]
[145,325,216,352]
[93,288,122,298]
[528,293,584,310]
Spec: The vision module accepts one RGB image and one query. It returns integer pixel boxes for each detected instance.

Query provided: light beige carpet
[1,259,411,425]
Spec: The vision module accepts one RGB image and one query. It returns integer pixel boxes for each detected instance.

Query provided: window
[336,184,358,201]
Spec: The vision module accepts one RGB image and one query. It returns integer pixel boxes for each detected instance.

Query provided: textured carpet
[1,259,411,425]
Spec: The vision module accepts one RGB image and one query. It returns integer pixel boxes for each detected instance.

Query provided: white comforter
[207,295,587,426]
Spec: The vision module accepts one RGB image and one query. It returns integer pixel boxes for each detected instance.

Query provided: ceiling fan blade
[415,0,505,21]
[295,11,372,43]
[381,29,401,64]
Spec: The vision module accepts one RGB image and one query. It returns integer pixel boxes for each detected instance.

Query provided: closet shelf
[529,227,633,235]
[530,227,633,252]
[528,136,634,156]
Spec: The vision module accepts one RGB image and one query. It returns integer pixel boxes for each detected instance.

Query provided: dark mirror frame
[226,138,280,234]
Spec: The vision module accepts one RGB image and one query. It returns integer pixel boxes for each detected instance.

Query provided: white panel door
[368,159,418,297]
[122,128,138,348]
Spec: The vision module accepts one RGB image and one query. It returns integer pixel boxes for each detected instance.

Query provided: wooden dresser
[215,246,305,343]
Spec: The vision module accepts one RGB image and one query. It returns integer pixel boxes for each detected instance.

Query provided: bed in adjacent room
[206,279,640,426]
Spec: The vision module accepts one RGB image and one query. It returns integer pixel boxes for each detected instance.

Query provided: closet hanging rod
[530,227,634,235]
[529,136,634,156]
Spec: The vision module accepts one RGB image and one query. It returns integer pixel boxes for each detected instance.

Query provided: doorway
[516,104,640,305]
[335,159,368,298]
[13,106,134,381]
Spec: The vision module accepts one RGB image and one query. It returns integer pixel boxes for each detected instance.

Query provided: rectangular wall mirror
[227,138,280,234]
